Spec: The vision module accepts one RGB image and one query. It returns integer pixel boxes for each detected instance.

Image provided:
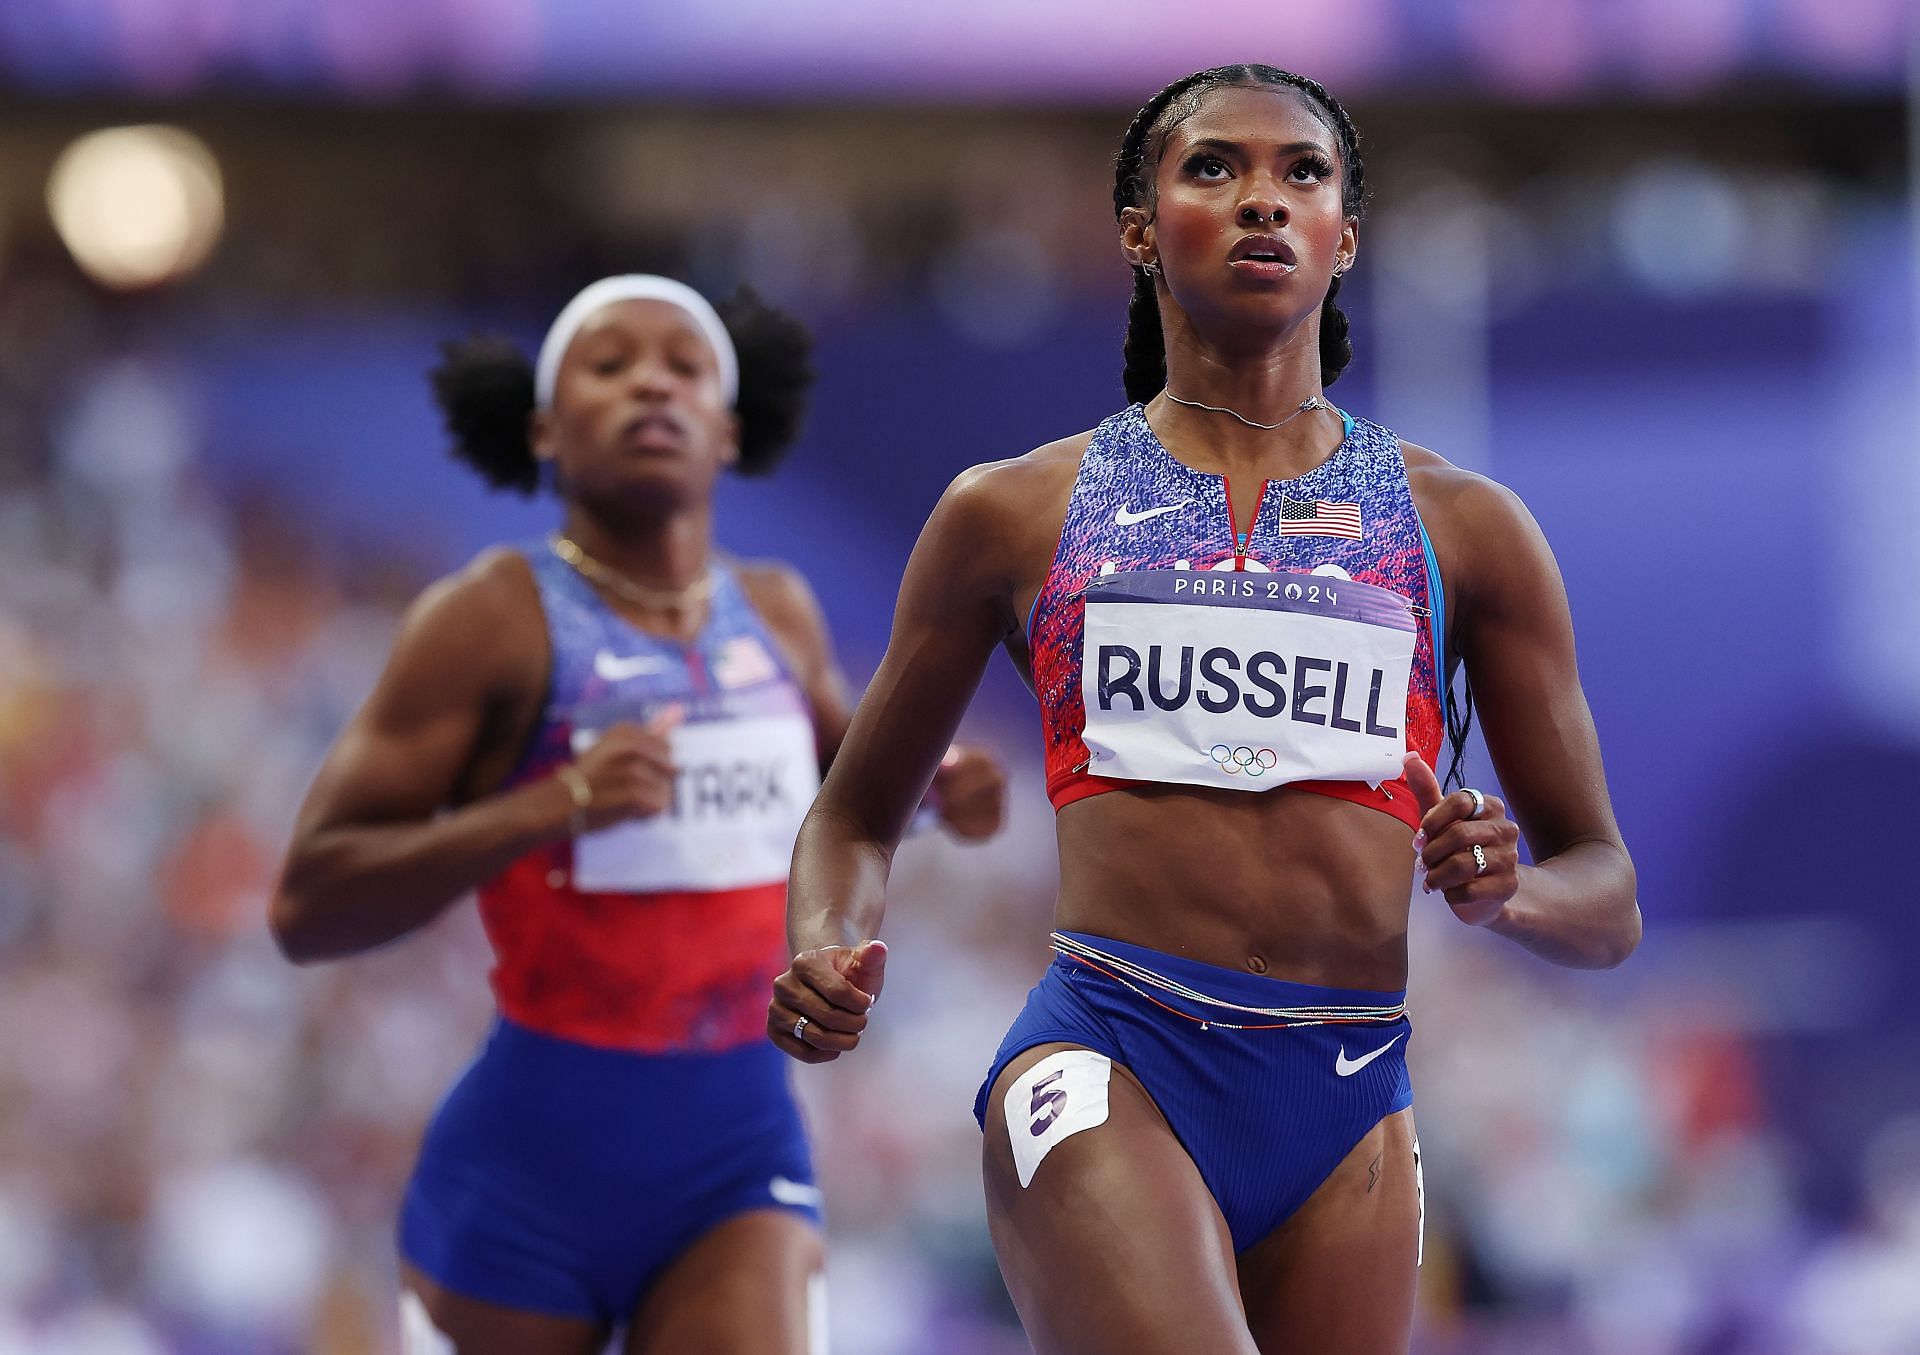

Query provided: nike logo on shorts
[593,649,669,681]
[769,1176,823,1208]
[1334,1032,1405,1078]
[1114,502,1188,527]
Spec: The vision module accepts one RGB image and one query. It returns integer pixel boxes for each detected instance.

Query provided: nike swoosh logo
[1114,502,1188,527]
[593,650,668,681]
[770,1176,823,1208]
[1334,1032,1406,1078]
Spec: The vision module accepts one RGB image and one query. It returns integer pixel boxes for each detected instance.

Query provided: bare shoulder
[392,545,545,692]
[1401,440,1550,557]
[1400,440,1564,621]
[418,545,541,630]
[1400,440,1531,523]
[938,429,1093,546]
[732,556,826,631]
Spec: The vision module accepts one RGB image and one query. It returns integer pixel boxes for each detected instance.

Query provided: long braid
[1121,272,1167,406]
[1319,273,1353,386]
[1113,69,1225,405]
[1443,671,1476,794]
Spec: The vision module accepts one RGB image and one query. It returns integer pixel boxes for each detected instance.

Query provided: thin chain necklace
[1163,389,1333,432]
[549,533,714,614]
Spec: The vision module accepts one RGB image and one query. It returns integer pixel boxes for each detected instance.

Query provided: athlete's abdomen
[1053,783,1417,989]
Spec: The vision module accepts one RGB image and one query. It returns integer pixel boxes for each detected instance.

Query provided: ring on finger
[1472,843,1489,876]
[792,1016,810,1042]
[1464,788,1486,819]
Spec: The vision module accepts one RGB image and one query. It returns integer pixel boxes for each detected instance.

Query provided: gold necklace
[549,534,714,613]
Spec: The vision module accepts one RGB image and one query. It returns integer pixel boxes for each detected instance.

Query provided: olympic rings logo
[1209,744,1278,776]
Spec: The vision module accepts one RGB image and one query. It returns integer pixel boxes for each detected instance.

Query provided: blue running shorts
[977,931,1412,1252]
[401,1018,821,1321]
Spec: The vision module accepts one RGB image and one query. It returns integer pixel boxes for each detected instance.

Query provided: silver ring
[1464,788,1486,819]
[1472,843,1489,876]
[792,1016,810,1042]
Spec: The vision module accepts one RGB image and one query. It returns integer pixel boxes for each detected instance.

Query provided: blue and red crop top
[1027,404,1448,832]
[478,542,817,1052]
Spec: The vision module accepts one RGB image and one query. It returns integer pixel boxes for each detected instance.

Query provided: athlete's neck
[1152,318,1337,476]
[559,501,712,594]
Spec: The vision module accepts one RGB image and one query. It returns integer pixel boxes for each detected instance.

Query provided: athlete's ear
[1119,206,1156,273]
[1336,218,1360,276]
[719,410,740,470]
[529,405,557,465]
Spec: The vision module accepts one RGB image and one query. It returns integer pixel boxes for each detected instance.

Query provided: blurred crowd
[2,104,1919,1353]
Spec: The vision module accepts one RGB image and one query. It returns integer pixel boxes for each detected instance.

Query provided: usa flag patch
[1279,497,1363,539]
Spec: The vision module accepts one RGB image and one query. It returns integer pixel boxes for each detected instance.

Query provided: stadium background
[1,2,1918,1351]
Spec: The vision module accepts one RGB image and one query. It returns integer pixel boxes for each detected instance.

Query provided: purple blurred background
[0,0,1911,96]
[1,3,1918,1353]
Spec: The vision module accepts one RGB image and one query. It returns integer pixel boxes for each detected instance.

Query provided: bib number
[1080,570,1415,791]
[569,714,819,892]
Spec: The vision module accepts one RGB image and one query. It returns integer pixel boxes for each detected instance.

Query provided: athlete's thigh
[401,1263,608,1355]
[1236,1108,1421,1355]
[623,1210,824,1355]
[983,1041,1262,1355]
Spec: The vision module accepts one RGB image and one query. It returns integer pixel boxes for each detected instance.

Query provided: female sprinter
[270,276,1006,1355]
[768,67,1638,1355]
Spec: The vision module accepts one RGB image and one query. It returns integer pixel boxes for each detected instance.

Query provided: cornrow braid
[1113,64,1369,402]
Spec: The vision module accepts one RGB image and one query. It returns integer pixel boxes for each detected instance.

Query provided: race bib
[1080,570,1415,792]
[569,713,819,893]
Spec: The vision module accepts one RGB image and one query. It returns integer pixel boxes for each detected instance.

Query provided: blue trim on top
[1416,518,1450,736]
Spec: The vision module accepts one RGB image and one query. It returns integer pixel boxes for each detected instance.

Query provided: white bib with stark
[1079,570,1417,792]
[569,713,819,893]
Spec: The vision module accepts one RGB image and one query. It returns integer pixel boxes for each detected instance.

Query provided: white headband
[533,275,739,409]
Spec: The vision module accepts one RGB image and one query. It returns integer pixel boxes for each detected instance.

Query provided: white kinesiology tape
[1004,1048,1113,1188]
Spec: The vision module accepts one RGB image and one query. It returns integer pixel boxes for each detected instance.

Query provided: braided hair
[1113,64,1367,405]
[430,284,815,495]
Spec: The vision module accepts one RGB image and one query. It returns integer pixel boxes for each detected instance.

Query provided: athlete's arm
[769,460,1030,1061]
[269,552,676,963]
[1415,465,1640,969]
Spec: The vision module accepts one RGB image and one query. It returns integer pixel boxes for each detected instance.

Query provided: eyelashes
[1177,151,1338,184]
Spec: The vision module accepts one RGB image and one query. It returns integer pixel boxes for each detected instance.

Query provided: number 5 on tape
[1004,1049,1112,1188]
